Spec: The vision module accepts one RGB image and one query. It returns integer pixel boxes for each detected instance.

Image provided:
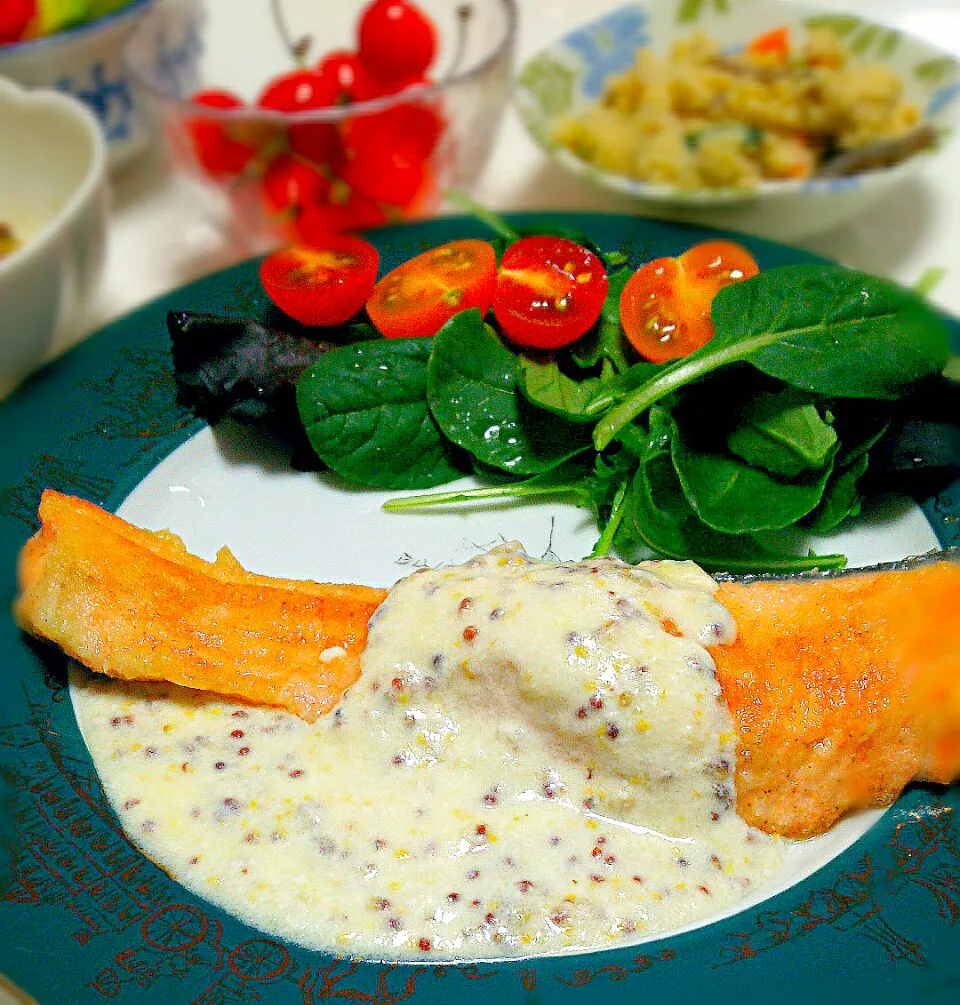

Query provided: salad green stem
[383,481,580,512]
[592,315,899,451]
[590,480,628,557]
[446,190,520,242]
[914,266,947,298]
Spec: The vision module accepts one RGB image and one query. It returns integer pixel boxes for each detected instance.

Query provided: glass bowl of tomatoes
[124,0,517,249]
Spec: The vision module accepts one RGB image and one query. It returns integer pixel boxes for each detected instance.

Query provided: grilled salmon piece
[714,557,960,838]
[14,490,387,722]
[14,491,960,837]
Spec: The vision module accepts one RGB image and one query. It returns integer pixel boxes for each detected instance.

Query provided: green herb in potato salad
[170,204,956,575]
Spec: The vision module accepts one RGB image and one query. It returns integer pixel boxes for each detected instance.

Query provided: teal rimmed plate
[1,214,959,1005]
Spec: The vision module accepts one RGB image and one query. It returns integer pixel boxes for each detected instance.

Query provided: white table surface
[66,0,960,361]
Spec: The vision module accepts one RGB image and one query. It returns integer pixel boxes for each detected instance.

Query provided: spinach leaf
[571,266,633,373]
[428,310,591,474]
[613,408,846,572]
[517,354,602,421]
[670,408,837,533]
[804,453,869,533]
[296,338,465,490]
[802,407,890,532]
[726,387,838,477]
[594,264,949,449]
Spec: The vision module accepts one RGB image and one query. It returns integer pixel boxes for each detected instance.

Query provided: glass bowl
[125,0,517,250]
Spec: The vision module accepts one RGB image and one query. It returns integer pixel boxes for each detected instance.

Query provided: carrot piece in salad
[746,26,791,62]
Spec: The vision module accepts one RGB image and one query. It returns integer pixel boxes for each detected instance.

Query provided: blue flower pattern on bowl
[927,80,960,118]
[562,6,650,98]
[152,19,205,101]
[57,63,133,142]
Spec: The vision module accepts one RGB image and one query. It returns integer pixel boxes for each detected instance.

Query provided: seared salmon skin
[14,490,388,722]
[715,559,960,838]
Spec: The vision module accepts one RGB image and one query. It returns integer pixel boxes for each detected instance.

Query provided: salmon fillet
[14,490,387,722]
[714,564,960,838]
[14,491,960,838]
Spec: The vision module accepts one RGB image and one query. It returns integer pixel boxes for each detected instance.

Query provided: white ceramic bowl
[0,0,203,168]
[0,79,109,398]
[514,0,960,241]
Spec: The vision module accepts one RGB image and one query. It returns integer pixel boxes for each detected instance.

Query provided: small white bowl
[0,0,203,168]
[0,79,109,398]
[514,0,960,240]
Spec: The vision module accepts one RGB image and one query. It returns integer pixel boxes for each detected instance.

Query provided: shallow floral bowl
[514,0,960,241]
[0,79,108,398]
[0,0,203,168]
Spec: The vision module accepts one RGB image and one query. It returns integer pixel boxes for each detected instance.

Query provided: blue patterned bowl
[0,0,203,169]
[514,0,960,240]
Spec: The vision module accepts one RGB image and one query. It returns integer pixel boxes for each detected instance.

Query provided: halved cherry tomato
[493,236,608,350]
[357,0,437,85]
[260,238,380,327]
[366,239,497,338]
[620,239,759,363]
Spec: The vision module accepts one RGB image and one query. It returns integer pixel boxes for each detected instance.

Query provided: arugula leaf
[517,355,602,421]
[594,264,949,449]
[296,338,466,490]
[726,387,838,477]
[427,310,591,474]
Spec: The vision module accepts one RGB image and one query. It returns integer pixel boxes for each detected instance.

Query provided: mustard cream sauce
[73,543,783,959]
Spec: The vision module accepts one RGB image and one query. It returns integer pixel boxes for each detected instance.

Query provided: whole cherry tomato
[261,153,329,217]
[186,89,256,178]
[257,69,339,112]
[259,237,380,327]
[0,0,35,44]
[315,50,384,103]
[366,239,498,338]
[493,236,609,350]
[343,100,443,161]
[293,187,388,242]
[357,0,437,85]
[620,240,760,363]
[257,68,340,165]
[341,139,425,208]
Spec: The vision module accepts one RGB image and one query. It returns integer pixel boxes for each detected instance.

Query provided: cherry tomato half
[493,236,608,350]
[619,239,759,363]
[260,238,380,327]
[366,239,497,338]
[357,0,437,85]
